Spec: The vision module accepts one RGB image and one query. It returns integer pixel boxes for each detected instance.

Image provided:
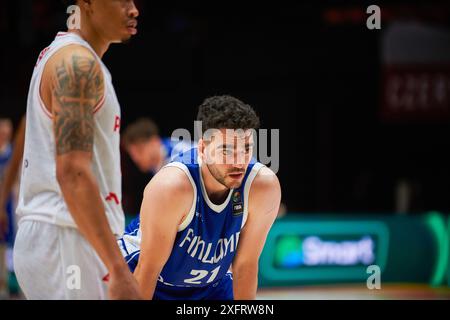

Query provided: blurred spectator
[0,118,13,299]
[0,116,25,299]
[122,118,192,174]
[121,118,195,215]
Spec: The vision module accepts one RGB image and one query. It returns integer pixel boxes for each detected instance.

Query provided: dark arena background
[1,0,450,300]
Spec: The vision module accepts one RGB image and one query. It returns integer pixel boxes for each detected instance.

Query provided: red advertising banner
[381,23,450,123]
[381,64,450,122]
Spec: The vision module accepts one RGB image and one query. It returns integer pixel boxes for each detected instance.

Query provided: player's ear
[198,139,204,152]
[198,139,206,160]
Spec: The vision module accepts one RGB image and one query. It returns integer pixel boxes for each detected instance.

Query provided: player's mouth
[127,20,138,35]
[228,172,244,179]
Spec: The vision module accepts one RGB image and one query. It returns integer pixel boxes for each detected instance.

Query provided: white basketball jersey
[16,32,124,236]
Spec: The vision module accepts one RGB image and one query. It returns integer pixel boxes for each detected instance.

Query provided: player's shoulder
[46,44,100,71]
[145,164,194,197]
[251,166,280,194]
[247,166,281,220]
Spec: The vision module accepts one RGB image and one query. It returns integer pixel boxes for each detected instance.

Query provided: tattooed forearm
[53,54,104,155]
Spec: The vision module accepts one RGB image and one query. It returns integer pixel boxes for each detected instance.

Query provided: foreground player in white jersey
[13,0,141,299]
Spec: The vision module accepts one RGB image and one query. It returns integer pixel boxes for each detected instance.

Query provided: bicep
[138,183,179,269]
[138,169,193,272]
[50,49,104,156]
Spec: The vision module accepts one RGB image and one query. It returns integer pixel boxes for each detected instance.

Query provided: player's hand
[108,267,142,300]
[0,210,8,241]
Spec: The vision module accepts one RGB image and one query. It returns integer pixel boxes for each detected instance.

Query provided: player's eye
[222,149,232,156]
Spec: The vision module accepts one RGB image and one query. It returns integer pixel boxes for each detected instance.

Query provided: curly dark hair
[197,95,260,134]
[122,118,159,147]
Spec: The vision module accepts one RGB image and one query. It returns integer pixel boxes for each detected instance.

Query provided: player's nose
[129,1,139,18]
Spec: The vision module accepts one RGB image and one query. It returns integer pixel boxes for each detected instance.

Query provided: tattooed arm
[41,45,141,299]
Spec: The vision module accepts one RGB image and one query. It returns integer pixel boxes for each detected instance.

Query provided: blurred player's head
[63,0,139,43]
[122,118,162,172]
[197,95,260,189]
[0,118,13,148]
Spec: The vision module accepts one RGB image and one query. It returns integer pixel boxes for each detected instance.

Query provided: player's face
[89,0,139,43]
[202,129,254,189]
[127,137,160,172]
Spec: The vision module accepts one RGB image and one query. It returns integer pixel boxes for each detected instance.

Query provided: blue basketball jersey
[119,147,264,299]
[148,137,195,175]
[161,137,194,162]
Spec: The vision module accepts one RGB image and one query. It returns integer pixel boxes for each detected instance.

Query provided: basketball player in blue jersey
[118,95,281,300]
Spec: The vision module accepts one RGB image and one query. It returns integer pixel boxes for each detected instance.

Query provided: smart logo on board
[274,235,376,268]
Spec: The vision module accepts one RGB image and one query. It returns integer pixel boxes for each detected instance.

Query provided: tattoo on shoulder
[53,54,104,155]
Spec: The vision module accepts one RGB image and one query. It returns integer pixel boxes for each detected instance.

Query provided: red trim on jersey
[36,47,51,67]
[105,192,120,205]
[102,274,110,282]
[38,95,53,119]
[56,32,69,37]
[93,94,106,114]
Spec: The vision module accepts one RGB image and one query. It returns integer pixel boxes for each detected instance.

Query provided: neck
[70,26,110,58]
[200,164,229,204]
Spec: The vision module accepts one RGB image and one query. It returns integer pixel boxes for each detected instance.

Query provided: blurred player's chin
[228,183,242,189]
[120,36,133,44]
[118,32,136,44]
[226,178,244,189]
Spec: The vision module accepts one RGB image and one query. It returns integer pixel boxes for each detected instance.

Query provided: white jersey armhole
[242,163,265,229]
[163,162,197,232]
[35,46,59,120]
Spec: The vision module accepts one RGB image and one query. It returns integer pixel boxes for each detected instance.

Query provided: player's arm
[45,46,140,299]
[133,166,193,299]
[0,116,25,239]
[232,167,281,299]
